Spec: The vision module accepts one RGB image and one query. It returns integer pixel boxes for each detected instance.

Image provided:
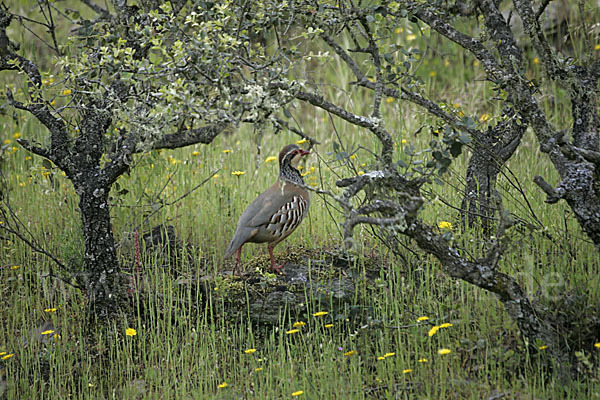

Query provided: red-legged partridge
[225,144,310,275]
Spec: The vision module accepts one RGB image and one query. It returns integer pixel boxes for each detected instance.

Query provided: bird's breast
[266,195,309,238]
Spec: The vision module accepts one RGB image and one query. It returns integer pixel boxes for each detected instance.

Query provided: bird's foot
[270,262,286,275]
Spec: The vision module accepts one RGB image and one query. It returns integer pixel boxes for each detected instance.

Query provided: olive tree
[0,0,302,317]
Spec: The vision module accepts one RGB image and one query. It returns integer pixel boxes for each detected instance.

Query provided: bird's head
[279,144,310,170]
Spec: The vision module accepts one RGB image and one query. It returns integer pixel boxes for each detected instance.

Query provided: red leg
[267,243,285,275]
[234,246,243,276]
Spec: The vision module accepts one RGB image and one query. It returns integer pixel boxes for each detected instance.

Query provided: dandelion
[438,348,452,355]
[428,326,440,337]
[25,156,32,161]
[254,367,263,372]
[192,151,200,156]
[395,27,403,34]
[429,71,437,77]
[62,89,72,96]
[538,345,548,350]
[595,44,600,51]
[358,171,365,176]
[439,323,453,328]
[384,352,395,358]
[594,342,600,348]
[244,348,257,354]
[418,358,428,363]
[1,353,14,360]
[377,356,385,360]
[406,34,417,41]
[265,156,277,163]
[402,369,413,374]
[213,174,219,180]
[292,321,306,328]
[417,316,429,322]
[231,171,245,176]
[533,57,539,64]
[41,330,55,335]
[292,390,304,397]
[125,328,137,336]
[438,221,453,230]
[386,97,395,103]
[313,311,328,317]
[286,329,300,335]
[11,265,20,270]
[479,113,490,122]
[324,324,333,328]
[217,382,228,388]
[44,308,57,313]
[344,350,357,357]
[473,60,480,67]
[296,138,308,144]
[13,132,21,139]
[3,139,10,145]
[50,99,56,106]
[222,149,231,153]
[401,139,407,145]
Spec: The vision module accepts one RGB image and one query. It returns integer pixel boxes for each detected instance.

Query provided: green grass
[2,5,600,398]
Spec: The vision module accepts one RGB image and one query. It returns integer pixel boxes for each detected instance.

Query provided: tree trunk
[461,116,526,233]
[77,184,126,318]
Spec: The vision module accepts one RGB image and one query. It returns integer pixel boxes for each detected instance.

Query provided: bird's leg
[234,246,243,276]
[267,243,285,275]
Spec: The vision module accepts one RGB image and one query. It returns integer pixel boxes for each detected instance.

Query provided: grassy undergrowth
[2,3,600,398]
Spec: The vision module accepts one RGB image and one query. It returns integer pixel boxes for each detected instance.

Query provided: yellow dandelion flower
[401,139,407,145]
[384,352,395,358]
[213,174,219,180]
[1,353,14,360]
[429,71,437,77]
[265,156,277,163]
[254,367,263,372]
[3,139,10,145]
[324,324,333,328]
[428,326,440,337]
[358,171,365,176]
[395,27,403,34]
[417,316,429,321]
[439,322,453,328]
[192,151,200,156]
[438,221,453,230]
[41,330,54,335]
[0,352,5,356]
[418,358,428,363]
[438,348,452,355]
[50,99,55,106]
[473,60,480,67]
[377,356,385,360]
[296,139,308,144]
[53,334,60,339]
[533,57,539,64]
[594,44,600,50]
[313,311,328,317]
[62,89,72,96]
[480,113,490,122]
[244,348,257,354]
[292,390,304,397]
[344,350,357,357]
[402,369,413,374]
[538,345,548,350]
[231,170,245,176]
[217,382,228,388]
[406,34,417,41]
[125,328,137,336]
[11,265,20,270]
[293,321,306,328]
[386,97,395,103]
[222,149,231,153]
[25,156,32,161]
[594,342,600,348]
[13,132,21,139]
[44,308,57,313]
[286,329,300,334]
